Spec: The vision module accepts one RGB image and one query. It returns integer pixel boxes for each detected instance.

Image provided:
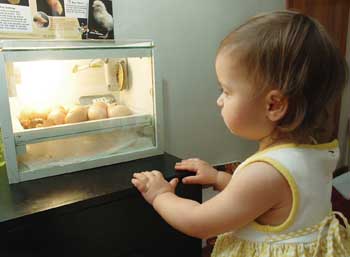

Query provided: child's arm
[175,158,232,191]
[132,162,290,239]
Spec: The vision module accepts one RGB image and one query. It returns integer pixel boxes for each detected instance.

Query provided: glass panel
[5,53,156,173]
[17,125,155,173]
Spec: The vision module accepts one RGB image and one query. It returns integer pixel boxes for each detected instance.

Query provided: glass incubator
[0,40,163,183]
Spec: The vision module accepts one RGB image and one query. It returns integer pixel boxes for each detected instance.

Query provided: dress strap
[265,216,329,243]
[265,212,349,256]
[312,211,349,257]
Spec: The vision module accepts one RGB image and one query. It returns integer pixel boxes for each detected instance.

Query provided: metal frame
[0,40,164,183]
[0,54,20,183]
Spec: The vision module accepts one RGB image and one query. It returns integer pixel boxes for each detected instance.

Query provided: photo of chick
[7,0,19,4]
[87,0,114,39]
[36,0,65,17]
[33,12,50,28]
[0,0,29,6]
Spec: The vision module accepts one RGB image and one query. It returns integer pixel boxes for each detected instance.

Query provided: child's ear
[265,90,288,122]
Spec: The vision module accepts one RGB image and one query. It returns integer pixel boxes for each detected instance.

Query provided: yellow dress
[211,140,350,257]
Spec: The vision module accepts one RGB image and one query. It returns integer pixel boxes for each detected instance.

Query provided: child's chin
[228,128,242,137]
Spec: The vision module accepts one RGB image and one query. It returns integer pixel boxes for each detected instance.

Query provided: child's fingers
[131,178,138,186]
[180,159,201,166]
[182,175,201,184]
[174,166,197,172]
[174,162,198,172]
[177,158,199,164]
[151,170,163,178]
[131,178,147,192]
[133,172,148,182]
[169,178,179,189]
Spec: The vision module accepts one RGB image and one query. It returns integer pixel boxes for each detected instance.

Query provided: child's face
[215,51,274,141]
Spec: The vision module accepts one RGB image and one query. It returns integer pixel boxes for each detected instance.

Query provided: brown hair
[218,10,348,142]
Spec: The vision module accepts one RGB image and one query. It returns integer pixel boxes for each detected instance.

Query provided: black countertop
[0,153,188,226]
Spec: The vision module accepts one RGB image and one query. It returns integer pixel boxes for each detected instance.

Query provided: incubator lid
[0,39,154,52]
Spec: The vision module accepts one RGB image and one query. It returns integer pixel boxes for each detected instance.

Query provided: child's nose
[217,94,223,107]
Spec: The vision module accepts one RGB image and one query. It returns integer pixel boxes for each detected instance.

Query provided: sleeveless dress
[211,140,350,257]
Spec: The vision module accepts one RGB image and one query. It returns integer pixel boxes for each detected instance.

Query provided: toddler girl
[131,10,350,256]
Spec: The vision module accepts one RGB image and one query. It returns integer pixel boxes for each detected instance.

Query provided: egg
[107,104,132,118]
[36,119,55,128]
[65,106,88,124]
[88,103,108,120]
[51,105,67,114]
[93,102,108,110]
[48,109,66,125]
[43,119,55,127]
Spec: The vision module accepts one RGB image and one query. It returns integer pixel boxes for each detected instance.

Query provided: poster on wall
[0,0,114,40]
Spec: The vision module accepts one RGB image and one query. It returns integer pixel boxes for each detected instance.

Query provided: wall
[115,0,285,165]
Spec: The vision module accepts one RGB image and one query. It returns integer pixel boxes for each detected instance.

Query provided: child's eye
[218,88,229,96]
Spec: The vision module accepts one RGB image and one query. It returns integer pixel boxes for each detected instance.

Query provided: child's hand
[131,170,179,205]
[175,158,218,186]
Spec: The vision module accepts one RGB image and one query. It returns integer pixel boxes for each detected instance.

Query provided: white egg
[93,102,108,110]
[48,110,66,125]
[51,105,67,114]
[65,106,88,124]
[107,104,132,118]
[88,105,108,120]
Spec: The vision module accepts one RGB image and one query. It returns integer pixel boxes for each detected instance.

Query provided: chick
[46,0,63,16]
[92,0,113,39]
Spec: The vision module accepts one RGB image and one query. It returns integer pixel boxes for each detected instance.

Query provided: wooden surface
[0,153,202,257]
[286,0,350,56]
[0,153,195,223]
[286,0,350,139]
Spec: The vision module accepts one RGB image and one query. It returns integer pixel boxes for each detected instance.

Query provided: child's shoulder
[230,161,291,209]
[229,161,293,226]
[233,161,290,194]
